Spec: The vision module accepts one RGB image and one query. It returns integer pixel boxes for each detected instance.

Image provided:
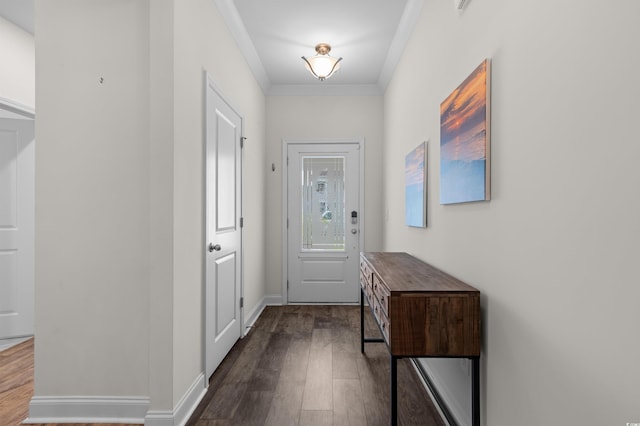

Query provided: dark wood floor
[0,306,444,426]
[187,305,445,426]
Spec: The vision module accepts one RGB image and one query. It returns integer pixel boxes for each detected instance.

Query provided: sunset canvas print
[440,59,491,204]
[405,142,426,227]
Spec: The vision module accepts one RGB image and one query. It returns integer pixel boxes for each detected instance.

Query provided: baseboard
[412,359,470,426]
[410,359,453,426]
[145,373,207,426]
[244,294,282,335]
[23,373,206,426]
[263,294,283,306]
[24,396,149,424]
[0,335,31,352]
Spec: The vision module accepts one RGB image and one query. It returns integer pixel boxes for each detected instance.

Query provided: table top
[361,252,480,294]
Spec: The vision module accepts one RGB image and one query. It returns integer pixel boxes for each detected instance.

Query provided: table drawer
[372,296,389,343]
[372,273,389,316]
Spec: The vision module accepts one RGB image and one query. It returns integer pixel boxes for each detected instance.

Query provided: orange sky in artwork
[440,60,488,162]
[405,143,425,186]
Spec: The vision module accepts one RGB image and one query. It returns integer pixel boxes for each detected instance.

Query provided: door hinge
[240,217,244,228]
[240,136,246,148]
[240,297,244,308]
[287,218,289,228]
[286,156,289,166]
[287,280,289,290]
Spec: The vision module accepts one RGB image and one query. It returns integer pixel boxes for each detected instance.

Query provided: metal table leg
[472,356,480,426]
[391,355,398,426]
[360,288,365,353]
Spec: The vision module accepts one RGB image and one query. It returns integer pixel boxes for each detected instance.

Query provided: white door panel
[0,117,35,339]
[205,77,243,380]
[215,252,237,337]
[286,142,361,303]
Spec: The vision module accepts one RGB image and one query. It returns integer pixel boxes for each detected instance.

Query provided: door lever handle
[208,243,221,252]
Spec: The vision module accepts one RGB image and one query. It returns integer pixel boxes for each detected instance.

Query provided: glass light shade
[303,55,341,80]
[302,44,342,81]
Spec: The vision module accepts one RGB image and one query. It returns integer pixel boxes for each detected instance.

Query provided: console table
[359,252,481,426]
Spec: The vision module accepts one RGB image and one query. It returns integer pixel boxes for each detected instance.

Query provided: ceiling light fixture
[301,43,342,81]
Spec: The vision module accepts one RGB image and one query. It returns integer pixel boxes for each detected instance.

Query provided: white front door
[205,77,243,380]
[0,117,35,339]
[286,141,362,303]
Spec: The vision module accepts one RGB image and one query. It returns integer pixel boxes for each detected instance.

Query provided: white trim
[0,336,31,352]
[0,96,35,118]
[213,0,271,93]
[203,71,245,380]
[410,359,452,426]
[24,396,149,424]
[377,0,425,92]
[416,360,470,426]
[145,373,207,426]
[263,294,283,306]
[143,411,173,426]
[268,84,382,97]
[243,295,283,335]
[244,298,265,335]
[281,138,366,305]
[212,0,422,96]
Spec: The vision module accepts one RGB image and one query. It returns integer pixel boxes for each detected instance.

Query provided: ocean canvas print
[405,142,426,227]
[440,59,491,204]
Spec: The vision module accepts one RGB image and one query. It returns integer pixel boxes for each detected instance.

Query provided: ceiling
[0,0,424,95]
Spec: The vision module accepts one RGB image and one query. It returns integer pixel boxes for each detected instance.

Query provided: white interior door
[286,141,362,303]
[205,77,243,380]
[0,117,35,340]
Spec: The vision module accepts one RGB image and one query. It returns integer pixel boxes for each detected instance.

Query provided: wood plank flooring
[0,306,444,426]
[0,337,139,426]
[0,338,33,426]
[188,305,445,426]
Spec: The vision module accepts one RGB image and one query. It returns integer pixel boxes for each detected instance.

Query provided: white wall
[0,15,34,109]
[172,0,267,405]
[383,0,640,425]
[265,95,384,297]
[33,0,267,420]
[35,0,151,397]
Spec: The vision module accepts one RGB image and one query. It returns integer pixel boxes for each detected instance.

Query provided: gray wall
[383,0,640,424]
[265,95,385,298]
[34,0,266,419]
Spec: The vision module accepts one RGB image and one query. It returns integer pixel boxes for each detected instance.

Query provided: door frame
[203,73,244,381]
[0,96,35,345]
[0,96,35,119]
[281,138,365,305]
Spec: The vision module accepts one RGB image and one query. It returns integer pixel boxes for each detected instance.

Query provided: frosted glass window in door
[301,156,345,250]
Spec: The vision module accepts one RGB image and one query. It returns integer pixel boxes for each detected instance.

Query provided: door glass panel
[301,156,345,251]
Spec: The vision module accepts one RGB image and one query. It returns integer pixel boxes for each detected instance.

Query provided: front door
[0,117,35,340]
[286,141,362,303]
[205,76,243,380]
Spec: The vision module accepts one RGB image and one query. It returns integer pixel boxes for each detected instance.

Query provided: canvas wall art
[405,142,426,227]
[440,59,491,204]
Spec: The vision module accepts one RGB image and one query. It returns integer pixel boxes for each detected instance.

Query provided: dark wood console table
[359,252,481,426]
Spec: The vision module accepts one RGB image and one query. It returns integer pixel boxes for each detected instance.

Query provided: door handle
[208,243,221,252]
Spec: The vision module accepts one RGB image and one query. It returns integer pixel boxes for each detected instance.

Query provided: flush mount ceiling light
[301,43,343,81]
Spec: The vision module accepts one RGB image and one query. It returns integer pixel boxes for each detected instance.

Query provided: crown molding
[268,84,382,96]
[213,0,271,93]
[377,0,425,92]
[214,0,422,97]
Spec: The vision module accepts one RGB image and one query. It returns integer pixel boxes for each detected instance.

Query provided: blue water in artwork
[440,159,486,204]
[405,183,424,227]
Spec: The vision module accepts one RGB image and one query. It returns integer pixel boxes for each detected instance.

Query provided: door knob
[208,243,221,252]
